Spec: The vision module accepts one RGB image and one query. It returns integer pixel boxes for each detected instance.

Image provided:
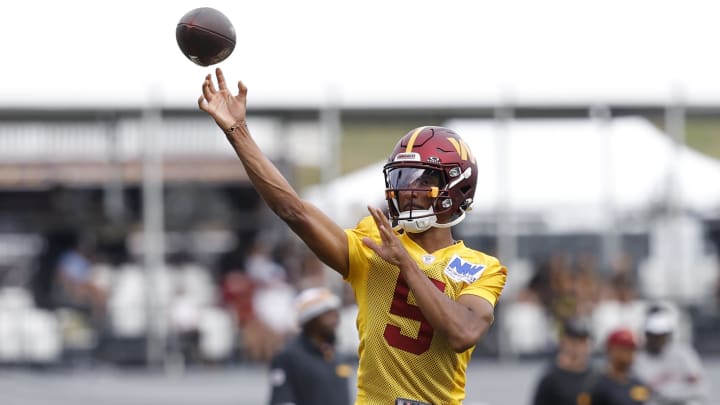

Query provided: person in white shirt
[633,306,706,405]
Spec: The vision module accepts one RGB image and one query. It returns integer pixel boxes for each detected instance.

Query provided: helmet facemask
[384,165,458,233]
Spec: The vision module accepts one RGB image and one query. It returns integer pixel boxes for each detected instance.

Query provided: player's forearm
[225,124,304,221]
[224,124,349,275]
[399,259,488,352]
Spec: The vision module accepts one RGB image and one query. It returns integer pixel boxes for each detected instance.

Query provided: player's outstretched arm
[198,68,349,277]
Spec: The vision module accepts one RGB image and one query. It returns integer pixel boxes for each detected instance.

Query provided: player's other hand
[363,206,411,267]
[198,68,247,132]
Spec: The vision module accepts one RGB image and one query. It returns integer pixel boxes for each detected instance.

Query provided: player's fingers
[216,68,228,90]
[237,80,247,97]
[367,206,383,229]
[381,224,396,245]
[369,206,390,231]
[202,77,215,100]
[366,207,385,239]
[206,74,218,94]
[368,206,392,242]
[377,209,391,229]
[362,237,381,254]
[197,95,207,111]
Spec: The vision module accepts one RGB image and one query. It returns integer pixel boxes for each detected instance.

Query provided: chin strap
[432,211,466,228]
[396,208,467,233]
[396,208,437,233]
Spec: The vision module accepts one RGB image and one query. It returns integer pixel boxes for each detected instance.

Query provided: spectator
[268,287,352,405]
[590,327,651,405]
[335,283,360,361]
[633,307,706,405]
[56,240,93,306]
[245,239,286,285]
[573,254,602,319]
[592,271,646,349]
[241,239,295,362]
[221,268,256,328]
[56,236,107,324]
[548,254,577,324]
[294,250,328,290]
[532,319,596,405]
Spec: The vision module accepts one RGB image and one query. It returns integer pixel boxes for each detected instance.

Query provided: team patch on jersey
[444,255,486,283]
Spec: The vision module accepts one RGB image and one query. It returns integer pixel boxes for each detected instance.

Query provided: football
[176,7,236,67]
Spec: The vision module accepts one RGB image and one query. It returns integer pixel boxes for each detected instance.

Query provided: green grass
[295,122,425,189]
[686,118,720,159]
[648,116,720,159]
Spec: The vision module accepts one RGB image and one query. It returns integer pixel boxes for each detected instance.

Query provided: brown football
[176,7,236,67]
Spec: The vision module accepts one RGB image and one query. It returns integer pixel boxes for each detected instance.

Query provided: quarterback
[198,68,507,405]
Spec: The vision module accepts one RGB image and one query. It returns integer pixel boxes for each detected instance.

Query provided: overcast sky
[2,0,720,108]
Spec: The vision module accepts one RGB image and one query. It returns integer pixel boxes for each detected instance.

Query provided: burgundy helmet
[383,126,478,233]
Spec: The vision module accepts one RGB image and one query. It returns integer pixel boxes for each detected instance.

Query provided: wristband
[225,120,247,135]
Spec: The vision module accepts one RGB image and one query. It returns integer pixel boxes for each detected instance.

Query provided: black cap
[562,319,591,339]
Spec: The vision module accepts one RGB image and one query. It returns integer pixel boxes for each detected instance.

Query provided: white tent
[303,116,720,230]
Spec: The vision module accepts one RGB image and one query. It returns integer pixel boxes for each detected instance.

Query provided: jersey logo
[444,255,485,283]
[630,385,650,402]
[336,364,352,378]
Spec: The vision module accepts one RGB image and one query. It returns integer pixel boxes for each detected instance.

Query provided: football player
[199,68,507,405]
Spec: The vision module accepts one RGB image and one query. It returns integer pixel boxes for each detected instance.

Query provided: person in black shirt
[590,327,651,405]
[532,319,595,405]
[268,287,352,405]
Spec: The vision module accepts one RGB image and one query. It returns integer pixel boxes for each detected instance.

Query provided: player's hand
[198,68,247,132]
[363,206,412,267]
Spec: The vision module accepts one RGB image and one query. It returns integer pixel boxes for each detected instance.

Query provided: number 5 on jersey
[384,274,446,355]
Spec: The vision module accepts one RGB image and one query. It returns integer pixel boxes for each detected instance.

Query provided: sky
[2,0,720,108]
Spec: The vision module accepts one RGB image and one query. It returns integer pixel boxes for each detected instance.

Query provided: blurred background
[1,0,719,404]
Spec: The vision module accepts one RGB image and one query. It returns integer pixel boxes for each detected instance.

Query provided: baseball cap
[644,311,675,335]
[295,287,341,325]
[606,327,637,349]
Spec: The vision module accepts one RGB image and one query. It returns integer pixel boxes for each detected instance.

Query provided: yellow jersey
[345,216,507,405]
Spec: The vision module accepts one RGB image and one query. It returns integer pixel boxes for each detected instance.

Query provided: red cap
[606,328,637,349]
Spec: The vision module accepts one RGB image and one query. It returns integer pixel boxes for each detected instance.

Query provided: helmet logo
[427,156,440,164]
[447,138,475,162]
[394,152,421,162]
